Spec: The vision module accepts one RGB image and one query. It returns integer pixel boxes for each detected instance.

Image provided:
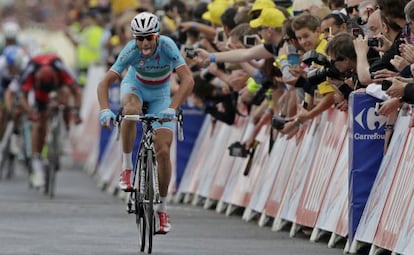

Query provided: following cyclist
[0,45,29,159]
[19,52,83,188]
[97,12,194,234]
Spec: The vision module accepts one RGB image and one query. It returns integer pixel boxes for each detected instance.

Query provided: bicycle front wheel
[45,121,60,199]
[144,149,154,254]
[135,190,146,252]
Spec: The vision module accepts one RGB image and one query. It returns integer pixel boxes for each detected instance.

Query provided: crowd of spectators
[2,0,414,157]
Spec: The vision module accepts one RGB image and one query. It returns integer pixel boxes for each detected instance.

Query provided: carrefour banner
[348,92,386,244]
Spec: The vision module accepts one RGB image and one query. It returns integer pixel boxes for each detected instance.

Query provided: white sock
[122,152,133,170]
[157,196,167,212]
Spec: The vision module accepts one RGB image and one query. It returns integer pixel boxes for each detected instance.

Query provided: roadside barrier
[73,67,414,255]
[174,94,414,254]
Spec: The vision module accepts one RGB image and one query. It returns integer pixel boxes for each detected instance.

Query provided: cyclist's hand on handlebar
[158,108,176,121]
[100,109,116,128]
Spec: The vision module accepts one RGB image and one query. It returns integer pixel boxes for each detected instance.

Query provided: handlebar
[115,108,184,141]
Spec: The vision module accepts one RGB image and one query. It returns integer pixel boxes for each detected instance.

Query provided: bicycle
[43,92,65,198]
[0,103,32,182]
[0,120,16,180]
[115,107,184,254]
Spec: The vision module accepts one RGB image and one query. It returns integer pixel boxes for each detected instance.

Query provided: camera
[367,38,382,47]
[381,80,392,90]
[302,50,329,66]
[228,141,249,158]
[243,35,257,47]
[216,29,224,42]
[184,46,197,59]
[271,115,287,130]
[302,50,345,86]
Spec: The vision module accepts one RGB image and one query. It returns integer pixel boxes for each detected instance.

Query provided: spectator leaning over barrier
[178,0,232,43]
[376,0,414,118]
[194,7,286,74]
[325,33,359,110]
[280,13,335,134]
[97,12,194,234]
[354,0,410,85]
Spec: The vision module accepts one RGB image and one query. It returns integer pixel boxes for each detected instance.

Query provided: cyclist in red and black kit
[19,52,82,188]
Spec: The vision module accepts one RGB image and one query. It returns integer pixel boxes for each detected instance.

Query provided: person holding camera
[354,0,410,85]
[194,7,287,68]
[325,33,360,106]
[278,13,336,135]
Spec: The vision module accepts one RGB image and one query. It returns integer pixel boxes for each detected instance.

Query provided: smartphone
[367,38,382,47]
[184,46,196,59]
[381,80,392,90]
[287,53,300,66]
[217,30,224,42]
[243,35,257,47]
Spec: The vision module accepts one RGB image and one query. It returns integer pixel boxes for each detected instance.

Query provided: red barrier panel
[194,123,234,200]
[95,131,122,189]
[71,66,104,163]
[296,110,348,228]
[315,140,349,238]
[205,120,250,202]
[176,116,216,197]
[246,132,289,218]
[372,129,414,251]
[395,181,414,254]
[278,118,324,225]
[218,117,256,209]
[262,132,301,223]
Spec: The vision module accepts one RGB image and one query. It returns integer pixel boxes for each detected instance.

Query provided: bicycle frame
[117,111,183,254]
[43,97,64,198]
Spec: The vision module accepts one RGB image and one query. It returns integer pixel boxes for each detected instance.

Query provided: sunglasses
[135,34,157,41]
[346,5,359,15]
[346,5,359,14]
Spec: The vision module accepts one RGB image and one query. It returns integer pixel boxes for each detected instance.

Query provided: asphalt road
[0,158,346,255]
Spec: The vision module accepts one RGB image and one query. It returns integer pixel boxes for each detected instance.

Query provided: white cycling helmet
[2,21,20,39]
[3,45,27,70]
[130,12,160,36]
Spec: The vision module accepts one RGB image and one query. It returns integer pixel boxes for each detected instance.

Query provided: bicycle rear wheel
[0,122,15,180]
[45,115,60,199]
[144,149,154,254]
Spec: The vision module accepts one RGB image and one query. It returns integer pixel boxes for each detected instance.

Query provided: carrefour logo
[354,107,386,140]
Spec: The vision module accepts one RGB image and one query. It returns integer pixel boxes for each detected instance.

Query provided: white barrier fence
[71,66,414,254]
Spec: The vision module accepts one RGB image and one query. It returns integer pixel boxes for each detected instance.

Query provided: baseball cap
[202,0,232,26]
[248,0,276,15]
[250,7,286,28]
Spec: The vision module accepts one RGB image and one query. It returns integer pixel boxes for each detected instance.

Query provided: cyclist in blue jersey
[97,12,194,234]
